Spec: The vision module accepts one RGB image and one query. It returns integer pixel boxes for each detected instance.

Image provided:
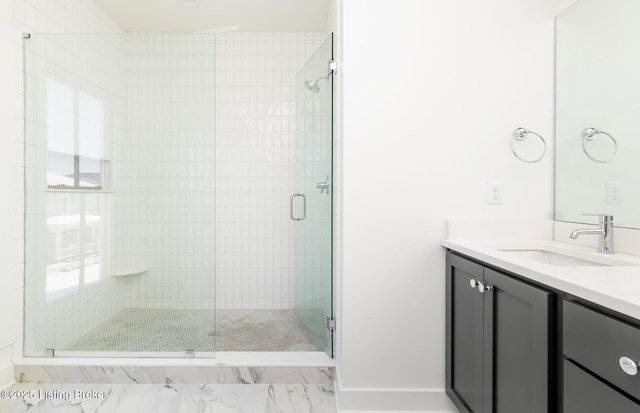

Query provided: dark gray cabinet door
[483,268,552,413]
[446,253,485,413]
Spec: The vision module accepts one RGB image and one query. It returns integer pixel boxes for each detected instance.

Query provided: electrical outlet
[606,181,622,205]
[487,181,503,205]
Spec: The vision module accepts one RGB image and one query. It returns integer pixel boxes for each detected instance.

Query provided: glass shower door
[294,34,334,356]
[22,33,217,358]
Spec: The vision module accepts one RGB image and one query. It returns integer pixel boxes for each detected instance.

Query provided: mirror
[555,0,640,229]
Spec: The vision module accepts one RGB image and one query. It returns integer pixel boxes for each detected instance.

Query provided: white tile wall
[121,32,326,311]
[214,32,325,309]
[121,33,217,310]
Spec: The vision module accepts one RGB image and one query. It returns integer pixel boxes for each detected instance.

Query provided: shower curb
[14,365,335,385]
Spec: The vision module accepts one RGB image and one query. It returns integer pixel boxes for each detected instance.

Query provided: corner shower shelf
[113,267,149,277]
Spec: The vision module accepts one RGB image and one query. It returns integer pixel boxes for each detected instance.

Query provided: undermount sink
[498,249,607,266]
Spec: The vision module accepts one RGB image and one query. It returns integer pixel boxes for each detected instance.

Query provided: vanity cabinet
[446,251,553,413]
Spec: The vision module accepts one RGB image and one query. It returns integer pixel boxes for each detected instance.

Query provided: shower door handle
[290,193,306,221]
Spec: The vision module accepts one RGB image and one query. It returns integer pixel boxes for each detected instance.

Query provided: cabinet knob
[470,279,478,289]
[478,282,492,293]
[619,357,639,376]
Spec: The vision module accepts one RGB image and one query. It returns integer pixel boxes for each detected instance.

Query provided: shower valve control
[317,177,330,194]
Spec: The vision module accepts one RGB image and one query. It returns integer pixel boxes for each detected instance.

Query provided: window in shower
[46,191,109,300]
[46,79,109,190]
[44,79,111,299]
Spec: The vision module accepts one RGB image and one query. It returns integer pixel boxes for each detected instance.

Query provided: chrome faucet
[570,214,614,254]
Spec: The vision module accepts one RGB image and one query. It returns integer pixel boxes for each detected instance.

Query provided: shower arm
[312,72,332,84]
[313,61,337,84]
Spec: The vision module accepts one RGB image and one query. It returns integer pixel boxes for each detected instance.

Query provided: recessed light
[175,0,200,7]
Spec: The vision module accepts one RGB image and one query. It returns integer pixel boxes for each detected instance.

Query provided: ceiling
[92,0,330,33]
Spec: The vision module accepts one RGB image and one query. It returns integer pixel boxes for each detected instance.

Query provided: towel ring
[511,128,546,163]
[582,128,618,163]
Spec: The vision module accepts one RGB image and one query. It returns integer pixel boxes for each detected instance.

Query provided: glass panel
[23,33,216,358]
[24,31,332,358]
[555,0,640,229]
[294,34,334,356]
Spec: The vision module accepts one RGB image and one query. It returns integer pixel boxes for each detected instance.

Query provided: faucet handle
[582,213,614,223]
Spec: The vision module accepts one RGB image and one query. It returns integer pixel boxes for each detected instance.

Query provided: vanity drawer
[564,360,640,413]
[564,300,640,400]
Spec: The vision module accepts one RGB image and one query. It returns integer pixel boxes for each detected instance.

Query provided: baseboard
[336,386,457,412]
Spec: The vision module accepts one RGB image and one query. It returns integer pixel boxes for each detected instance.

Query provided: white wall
[337,0,558,410]
[0,0,21,390]
[557,0,579,13]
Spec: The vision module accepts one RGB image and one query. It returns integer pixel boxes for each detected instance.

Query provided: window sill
[46,189,114,193]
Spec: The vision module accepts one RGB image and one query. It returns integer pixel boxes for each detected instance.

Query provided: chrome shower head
[303,60,337,94]
[304,79,321,93]
[304,74,331,93]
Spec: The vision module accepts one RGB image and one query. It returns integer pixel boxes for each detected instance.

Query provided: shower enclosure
[22,32,334,358]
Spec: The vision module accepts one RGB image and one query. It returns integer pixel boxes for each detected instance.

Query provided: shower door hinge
[328,60,337,76]
[326,315,336,332]
[44,349,54,358]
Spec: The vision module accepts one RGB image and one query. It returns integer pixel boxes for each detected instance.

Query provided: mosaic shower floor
[62,308,324,352]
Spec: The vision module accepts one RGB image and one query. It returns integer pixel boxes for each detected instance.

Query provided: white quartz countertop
[442,238,640,320]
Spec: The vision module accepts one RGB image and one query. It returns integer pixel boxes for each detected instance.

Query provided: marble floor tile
[0,383,336,413]
[15,365,336,386]
[265,384,337,413]
[168,384,271,413]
